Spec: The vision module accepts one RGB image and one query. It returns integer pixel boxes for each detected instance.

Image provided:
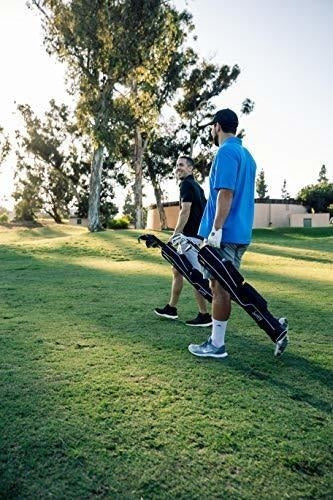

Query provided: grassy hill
[0,224,332,498]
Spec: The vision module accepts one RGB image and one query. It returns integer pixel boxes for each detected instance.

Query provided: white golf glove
[207,228,222,247]
[170,233,185,246]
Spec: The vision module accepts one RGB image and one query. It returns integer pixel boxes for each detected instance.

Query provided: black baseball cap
[199,108,239,132]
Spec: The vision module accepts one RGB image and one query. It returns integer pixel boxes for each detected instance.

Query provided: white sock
[211,318,227,348]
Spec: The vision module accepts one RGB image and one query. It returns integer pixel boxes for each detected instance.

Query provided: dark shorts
[202,243,248,279]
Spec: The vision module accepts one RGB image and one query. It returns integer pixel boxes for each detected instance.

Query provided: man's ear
[216,123,222,134]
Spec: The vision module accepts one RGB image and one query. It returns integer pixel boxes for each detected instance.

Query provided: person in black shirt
[154,156,212,327]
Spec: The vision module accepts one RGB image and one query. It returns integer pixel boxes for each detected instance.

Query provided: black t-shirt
[179,175,206,237]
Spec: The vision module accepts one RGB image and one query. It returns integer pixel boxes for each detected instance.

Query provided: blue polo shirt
[198,137,256,244]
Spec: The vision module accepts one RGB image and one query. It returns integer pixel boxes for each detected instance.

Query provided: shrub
[297,182,333,213]
[107,216,130,229]
[0,213,9,223]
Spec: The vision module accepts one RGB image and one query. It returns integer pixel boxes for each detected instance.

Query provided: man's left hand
[207,228,222,247]
[170,233,185,246]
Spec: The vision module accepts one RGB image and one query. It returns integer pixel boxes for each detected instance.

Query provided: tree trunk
[154,182,168,230]
[88,144,104,232]
[88,80,112,233]
[147,164,168,229]
[45,208,62,224]
[52,210,62,224]
[133,126,144,229]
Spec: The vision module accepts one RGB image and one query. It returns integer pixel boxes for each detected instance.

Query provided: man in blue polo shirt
[188,109,259,358]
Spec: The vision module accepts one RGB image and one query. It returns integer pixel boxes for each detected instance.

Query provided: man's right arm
[207,148,238,246]
[173,201,192,235]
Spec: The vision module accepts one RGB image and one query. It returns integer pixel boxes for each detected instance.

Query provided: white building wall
[253,203,306,228]
[289,213,330,227]
[146,201,328,230]
[68,217,89,227]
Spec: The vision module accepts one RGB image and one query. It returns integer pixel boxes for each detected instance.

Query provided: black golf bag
[197,245,288,343]
[139,234,287,343]
[138,234,212,302]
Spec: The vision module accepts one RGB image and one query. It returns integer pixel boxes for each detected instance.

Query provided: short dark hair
[220,123,237,134]
[179,155,194,168]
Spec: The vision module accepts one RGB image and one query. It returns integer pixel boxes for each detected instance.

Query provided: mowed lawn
[0,224,332,499]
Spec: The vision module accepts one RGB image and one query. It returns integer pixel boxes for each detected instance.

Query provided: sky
[0,0,332,211]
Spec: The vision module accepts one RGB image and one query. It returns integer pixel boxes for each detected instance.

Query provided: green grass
[0,224,332,499]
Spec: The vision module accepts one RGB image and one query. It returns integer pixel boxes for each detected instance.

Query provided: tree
[31,0,188,231]
[175,61,254,181]
[139,61,254,226]
[0,126,10,166]
[122,189,147,227]
[175,60,240,155]
[14,100,119,224]
[256,169,269,199]
[123,190,136,223]
[14,101,77,222]
[237,99,255,139]
[13,172,43,222]
[143,130,183,228]
[112,6,194,228]
[297,182,333,213]
[241,98,255,115]
[318,164,328,183]
[74,157,118,227]
[281,179,290,200]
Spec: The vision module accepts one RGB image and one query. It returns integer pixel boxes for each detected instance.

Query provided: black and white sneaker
[274,318,289,356]
[154,304,178,320]
[185,313,212,327]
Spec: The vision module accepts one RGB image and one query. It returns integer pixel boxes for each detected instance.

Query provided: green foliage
[241,98,255,115]
[0,225,332,498]
[0,206,9,216]
[122,190,136,223]
[31,1,254,227]
[74,158,119,227]
[13,171,44,222]
[108,3,194,228]
[14,101,82,222]
[31,0,194,230]
[281,179,290,200]
[318,164,328,183]
[328,203,333,217]
[115,5,194,135]
[0,213,9,223]
[107,215,130,229]
[31,0,172,136]
[0,125,10,166]
[143,130,183,186]
[175,60,240,170]
[169,61,254,181]
[297,182,333,213]
[14,100,118,224]
[256,168,269,199]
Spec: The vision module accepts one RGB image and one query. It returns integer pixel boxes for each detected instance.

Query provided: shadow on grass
[27,226,81,239]
[249,244,332,265]
[252,227,333,240]
[1,245,332,395]
[225,333,333,414]
[242,267,332,301]
[1,228,166,266]
[1,242,332,497]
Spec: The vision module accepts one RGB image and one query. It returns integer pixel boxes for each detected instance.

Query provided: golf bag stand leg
[198,246,288,343]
